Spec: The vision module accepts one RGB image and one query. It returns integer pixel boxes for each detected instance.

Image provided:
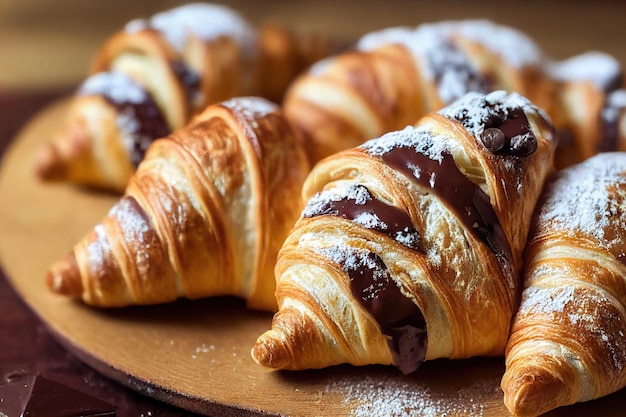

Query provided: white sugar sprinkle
[125,3,256,56]
[536,152,626,246]
[361,125,452,162]
[222,96,278,124]
[327,375,497,417]
[438,90,547,139]
[549,51,622,90]
[79,72,147,104]
[431,20,544,69]
[358,24,488,104]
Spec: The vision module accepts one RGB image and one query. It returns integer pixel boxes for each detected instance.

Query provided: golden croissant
[501,152,626,417]
[252,90,557,374]
[283,19,626,167]
[45,97,309,311]
[35,2,335,192]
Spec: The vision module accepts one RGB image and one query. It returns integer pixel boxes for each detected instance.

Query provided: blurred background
[2,0,626,92]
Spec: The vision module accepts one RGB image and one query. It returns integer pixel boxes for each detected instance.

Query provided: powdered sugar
[108,197,150,243]
[362,126,451,162]
[357,24,488,104]
[438,90,546,139]
[79,72,148,105]
[549,51,622,90]
[536,152,626,247]
[125,3,256,56]
[222,96,278,127]
[327,374,498,417]
[432,20,544,69]
[358,19,543,70]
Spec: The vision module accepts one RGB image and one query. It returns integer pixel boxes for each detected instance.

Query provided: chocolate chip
[480,127,506,152]
[509,133,538,157]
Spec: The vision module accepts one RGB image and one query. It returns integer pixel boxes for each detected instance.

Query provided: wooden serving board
[1,101,625,417]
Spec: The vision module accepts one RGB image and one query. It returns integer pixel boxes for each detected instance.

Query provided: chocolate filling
[303,185,421,251]
[337,248,427,374]
[380,146,510,262]
[171,60,201,106]
[428,41,490,102]
[99,85,170,168]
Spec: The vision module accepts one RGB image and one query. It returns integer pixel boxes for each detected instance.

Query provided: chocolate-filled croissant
[35,3,335,192]
[252,91,557,373]
[284,19,626,168]
[502,152,626,417]
[283,20,555,165]
[45,97,309,311]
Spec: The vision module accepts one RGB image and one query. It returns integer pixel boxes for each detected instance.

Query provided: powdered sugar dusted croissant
[252,91,557,373]
[501,152,626,417]
[284,19,554,164]
[45,97,309,311]
[36,3,335,192]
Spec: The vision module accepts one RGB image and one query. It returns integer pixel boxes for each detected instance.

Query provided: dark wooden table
[0,90,202,416]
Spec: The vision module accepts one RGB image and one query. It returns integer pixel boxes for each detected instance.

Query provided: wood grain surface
[1,101,626,417]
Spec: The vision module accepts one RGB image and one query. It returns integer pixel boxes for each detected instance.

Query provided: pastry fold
[252,91,557,373]
[45,97,309,311]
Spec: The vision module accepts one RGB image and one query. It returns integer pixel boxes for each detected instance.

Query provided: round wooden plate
[1,101,625,417]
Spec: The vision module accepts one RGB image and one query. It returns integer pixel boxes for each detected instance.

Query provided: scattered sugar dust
[326,374,500,417]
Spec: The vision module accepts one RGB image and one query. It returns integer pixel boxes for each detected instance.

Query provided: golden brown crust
[45,97,309,311]
[252,91,557,372]
[35,4,339,192]
[502,153,626,416]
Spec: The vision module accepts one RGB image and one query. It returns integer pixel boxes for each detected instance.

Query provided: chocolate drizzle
[303,185,421,250]
[327,247,427,374]
[380,145,510,261]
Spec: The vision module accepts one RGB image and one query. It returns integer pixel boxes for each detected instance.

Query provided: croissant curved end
[35,143,66,181]
[502,366,570,417]
[45,252,84,298]
[251,330,291,369]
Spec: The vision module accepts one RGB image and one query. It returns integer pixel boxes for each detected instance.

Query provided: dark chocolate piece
[0,374,116,417]
[480,127,506,152]
[442,93,540,157]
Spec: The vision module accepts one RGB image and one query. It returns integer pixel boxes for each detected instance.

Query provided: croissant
[283,20,555,165]
[45,97,309,311]
[284,19,626,168]
[35,3,335,192]
[501,152,626,417]
[548,51,626,168]
[252,91,557,374]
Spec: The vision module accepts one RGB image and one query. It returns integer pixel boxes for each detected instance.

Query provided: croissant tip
[251,332,289,369]
[502,368,567,417]
[46,252,84,298]
[35,143,65,180]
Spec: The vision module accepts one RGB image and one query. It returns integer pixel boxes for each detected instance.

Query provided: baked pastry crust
[45,97,309,311]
